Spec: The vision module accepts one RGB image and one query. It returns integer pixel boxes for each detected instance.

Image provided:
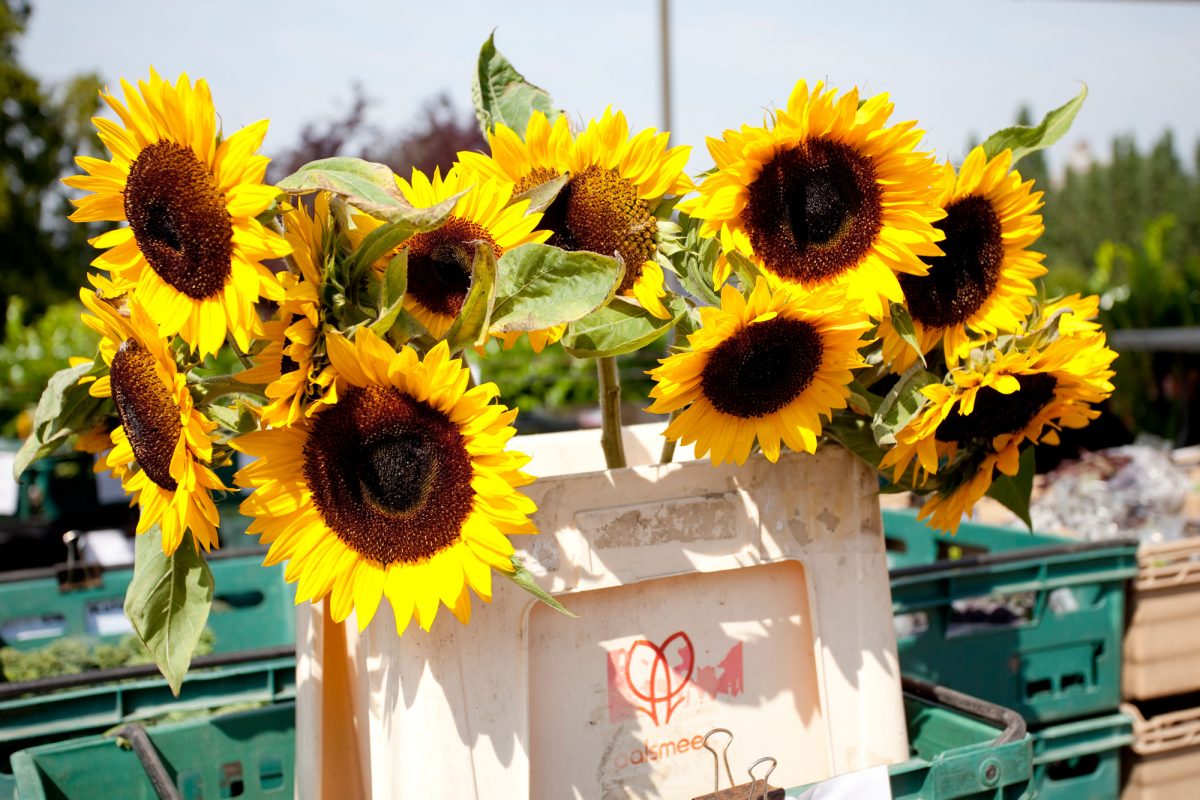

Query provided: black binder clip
[690,728,783,800]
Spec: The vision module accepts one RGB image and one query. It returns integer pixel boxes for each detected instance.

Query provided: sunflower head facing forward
[881,146,1047,371]
[685,80,946,318]
[64,69,291,358]
[235,328,538,634]
[80,287,226,554]
[648,277,871,465]
[458,108,692,320]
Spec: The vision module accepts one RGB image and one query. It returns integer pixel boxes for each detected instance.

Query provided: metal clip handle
[745,756,777,800]
[702,728,735,791]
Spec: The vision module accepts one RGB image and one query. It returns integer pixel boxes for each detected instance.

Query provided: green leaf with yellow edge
[489,244,623,333]
[14,359,110,479]
[512,173,568,214]
[369,250,410,338]
[507,556,575,617]
[982,84,1087,165]
[472,32,561,136]
[124,530,214,696]
[985,446,1036,531]
[888,302,926,367]
[277,157,461,226]
[872,364,939,447]
[444,243,498,351]
[726,250,763,291]
[563,296,685,358]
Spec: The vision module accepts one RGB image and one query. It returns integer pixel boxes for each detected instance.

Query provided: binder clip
[691,728,784,800]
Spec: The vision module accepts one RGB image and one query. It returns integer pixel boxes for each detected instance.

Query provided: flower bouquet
[17,34,1113,717]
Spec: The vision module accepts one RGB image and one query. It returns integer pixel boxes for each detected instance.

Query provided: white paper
[791,764,891,799]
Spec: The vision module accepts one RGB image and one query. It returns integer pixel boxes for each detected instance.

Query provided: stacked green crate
[885,509,1138,799]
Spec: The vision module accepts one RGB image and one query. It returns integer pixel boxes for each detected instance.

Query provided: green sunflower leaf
[825,413,887,470]
[726,250,764,292]
[277,157,461,227]
[489,244,623,334]
[671,212,721,306]
[985,446,1036,531]
[472,32,562,136]
[369,250,410,338]
[507,556,575,618]
[444,243,499,351]
[512,173,568,214]
[563,296,686,358]
[872,364,939,447]
[981,84,1087,165]
[14,359,110,479]
[888,302,926,367]
[124,530,214,696]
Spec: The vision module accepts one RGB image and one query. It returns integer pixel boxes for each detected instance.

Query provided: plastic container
[10,701,295,799]
[0,548,295,653]
[297,424,909,799]
[1123,536,1200,700]
[788,675,1033,799]
[1121,699,1200,800]
[0,650,294,796]
[1030,710,1133,800]
[886,509,1138,724]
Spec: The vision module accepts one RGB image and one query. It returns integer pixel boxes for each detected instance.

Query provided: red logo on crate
[607,632,744,726]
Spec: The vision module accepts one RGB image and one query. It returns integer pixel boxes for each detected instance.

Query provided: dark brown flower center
[935,373,1058,444]
[110,339,181,491]
[303,386,475,565]
[541,165,657,294]
[124,140,233,300]
[741,137,883,285]
[700,316,824,418]
[900,194,1004,329]
[405,218,501,320]
[512,167,562,197]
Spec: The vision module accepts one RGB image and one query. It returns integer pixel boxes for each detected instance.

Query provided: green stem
[597,356,627,469]
[659,408,681,464]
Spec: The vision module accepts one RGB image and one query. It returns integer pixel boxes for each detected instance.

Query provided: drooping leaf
[506,556,575,617]
[489,244,623,333]
[369,251,410,337]
[472,33,561,136]
[985,447,1036,530]
[512,173,568,214]
[888,302,926,367]
[124,530,214,696]
[563,296,685,358]
[14,360,110,478]
[981,84,1088,165]
[846,380,884,417]
[343,221,422,290]
[825,413,888,471]
[872,365,939,447]
[444,243,499,351]
[670,212,721,306]
[726,250,763,291]
[277,157,462,226]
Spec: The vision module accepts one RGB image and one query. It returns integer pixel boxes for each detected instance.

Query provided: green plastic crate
[0,652,294,797]
[0,550,295,654]
[886,509,1138,725]
[789,676,1033,799]
[1030,710,1133,800]
[10,701,295,800]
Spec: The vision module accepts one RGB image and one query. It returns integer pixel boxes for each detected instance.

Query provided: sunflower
[240,194,338,427]
[352,166,549,341]
[64,70,290,358]
[684,80,945,319]
[647,277,870,465]
[882,329,1117,532]
[79,288,226,554]
[457,108,692,320]
[879,147,1047,371]
[233,329,538,634]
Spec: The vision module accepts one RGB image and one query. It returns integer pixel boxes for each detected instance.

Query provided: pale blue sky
[21,0,1200,174]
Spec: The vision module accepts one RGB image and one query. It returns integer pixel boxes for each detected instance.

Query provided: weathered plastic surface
[1123,537,1200,700]
[10,702,295,799]
[886,509,1139,724]
[1030,710,1132,800]
[1121,700,1200,800]
[296,423,908,799]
